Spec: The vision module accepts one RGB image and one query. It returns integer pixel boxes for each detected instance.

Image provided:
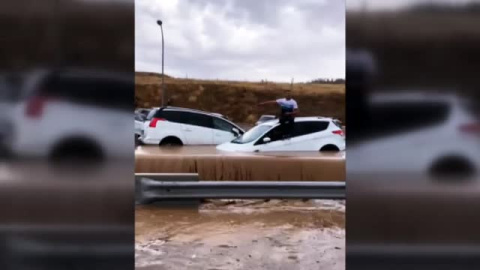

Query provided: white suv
[217,117,345,152]
[140,107,245,146]
[10,68,133,161]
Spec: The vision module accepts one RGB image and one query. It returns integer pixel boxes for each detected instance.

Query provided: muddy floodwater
[135,146,346,181]
[136,199,345,270]
[136,145,346,158]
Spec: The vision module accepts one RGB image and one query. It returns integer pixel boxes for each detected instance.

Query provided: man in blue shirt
[258,90,299,138]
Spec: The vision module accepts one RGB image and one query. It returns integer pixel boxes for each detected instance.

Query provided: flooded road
[136,200,345,270]
[136,145,345,158]
[135,146,345,181]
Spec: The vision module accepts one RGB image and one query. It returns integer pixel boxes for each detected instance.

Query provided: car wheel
[135,134,140,146]
[320,144,340,152]
[159,137,183,147]
[49,138,104,171]
[430,156,475,180]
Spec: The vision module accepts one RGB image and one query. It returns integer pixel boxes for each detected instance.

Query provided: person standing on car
[258,90,299,138]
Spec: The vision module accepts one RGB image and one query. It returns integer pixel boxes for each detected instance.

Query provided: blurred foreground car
[10,68,133,161]
[348,92,480,178]
[217,117,345,152]
[0,73,26,154]
[140,107,244,146]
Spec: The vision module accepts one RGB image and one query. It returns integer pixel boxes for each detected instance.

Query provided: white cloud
[136,0,345,82]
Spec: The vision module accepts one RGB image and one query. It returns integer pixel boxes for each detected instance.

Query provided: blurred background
[346,0,480,269]
[0,0,134,269]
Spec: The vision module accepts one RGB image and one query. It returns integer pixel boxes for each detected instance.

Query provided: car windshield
[232,124,273,144]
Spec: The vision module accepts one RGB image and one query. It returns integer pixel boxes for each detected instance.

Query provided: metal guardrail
[137,175,345,203]
[348,244,480,269]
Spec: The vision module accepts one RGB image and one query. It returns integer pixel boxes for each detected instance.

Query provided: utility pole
[157,20,165,107]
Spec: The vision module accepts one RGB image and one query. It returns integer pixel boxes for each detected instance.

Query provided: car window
[368,101,450,138]
[213,118,234,132]
[255,125,284,145]
[180,112,213,129]
[292,121,329,137]
[43,75,133,111]
[155,110,183,123]
[232,125,272,144]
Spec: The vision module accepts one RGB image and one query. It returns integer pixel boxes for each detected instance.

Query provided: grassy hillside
[135,72,345,125]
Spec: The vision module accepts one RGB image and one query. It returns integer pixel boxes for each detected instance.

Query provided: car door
[254,125,292,152]
[288,121,331,151]
[212,117,238,144]
[179,112,214,145]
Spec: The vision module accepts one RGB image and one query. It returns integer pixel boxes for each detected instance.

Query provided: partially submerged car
[140,107,245,146]
[217,117,345,152]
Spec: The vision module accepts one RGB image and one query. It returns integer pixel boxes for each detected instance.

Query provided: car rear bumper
[139,136,160,145]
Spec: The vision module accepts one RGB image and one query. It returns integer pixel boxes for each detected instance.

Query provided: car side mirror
[263,137,271,143]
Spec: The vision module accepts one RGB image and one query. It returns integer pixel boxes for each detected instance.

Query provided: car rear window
[333,120,343,129]
[293,121,329,137]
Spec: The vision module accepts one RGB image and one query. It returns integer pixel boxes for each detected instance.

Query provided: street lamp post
[157,20,165,107]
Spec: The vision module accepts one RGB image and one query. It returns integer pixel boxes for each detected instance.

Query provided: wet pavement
[136,199,345,270]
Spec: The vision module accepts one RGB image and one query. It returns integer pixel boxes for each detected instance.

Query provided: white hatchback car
[140,107,245,146]
[348,92,480,178]
[217,117,345,152]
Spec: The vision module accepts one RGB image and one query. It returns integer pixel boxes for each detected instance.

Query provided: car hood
[216,141,252,152]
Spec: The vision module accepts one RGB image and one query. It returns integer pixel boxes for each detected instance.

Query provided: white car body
[217,117,345,152]
[140,107,245,146]
[10,69,133,160]
[135,114,146,137]
[348,92,480,176]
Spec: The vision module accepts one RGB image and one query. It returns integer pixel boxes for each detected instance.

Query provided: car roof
[258,117,333,126]
[163,106,226,118]
[157,106,242,129]
[371,91,462,104]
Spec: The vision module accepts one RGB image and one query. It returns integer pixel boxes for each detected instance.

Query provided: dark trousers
[279,116,294,138]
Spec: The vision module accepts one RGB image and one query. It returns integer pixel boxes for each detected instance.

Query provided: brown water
[136,200,345,270]
[136,145,345,159]
[135,146,346,181]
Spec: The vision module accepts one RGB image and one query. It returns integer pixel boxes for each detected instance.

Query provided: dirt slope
[135,72,345,125]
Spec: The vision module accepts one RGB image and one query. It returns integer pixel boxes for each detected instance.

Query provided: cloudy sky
[135,0,345,82]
